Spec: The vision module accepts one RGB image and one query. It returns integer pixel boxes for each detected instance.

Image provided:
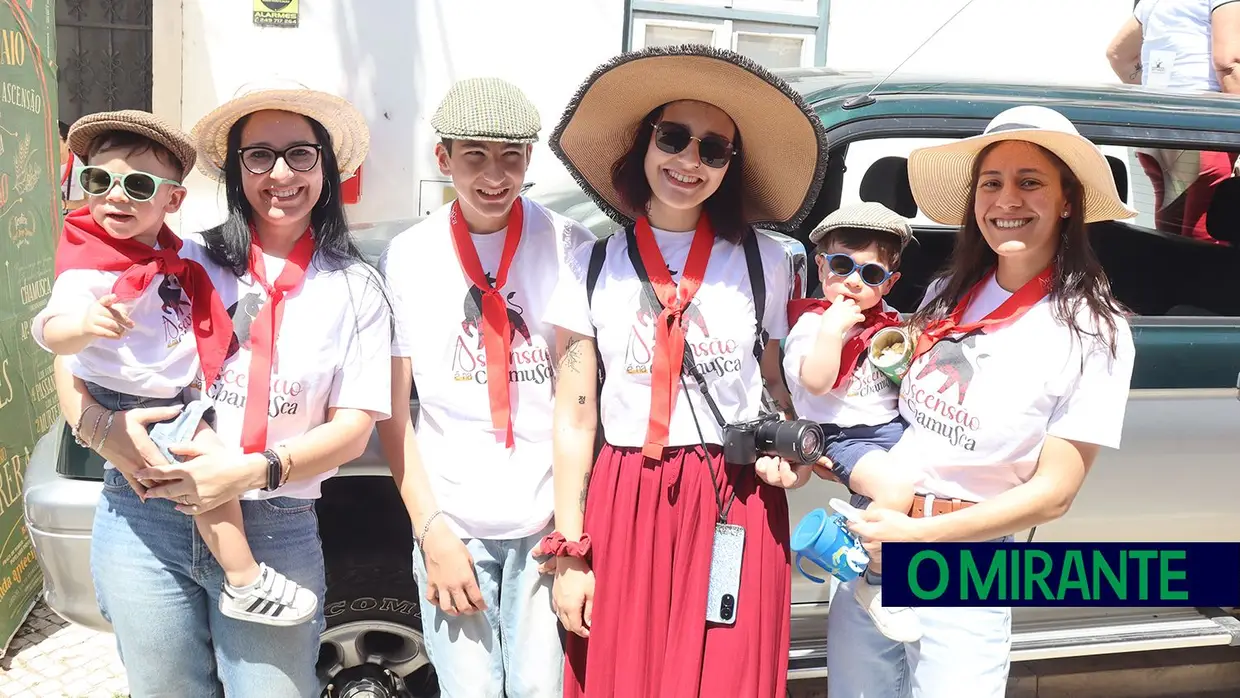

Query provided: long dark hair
[202,113,365,277]
[610,104,748,244]
[911,141,1127,358]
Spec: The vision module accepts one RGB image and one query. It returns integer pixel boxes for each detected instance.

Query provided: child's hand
[820,295,865,337]
[80,294,135,340]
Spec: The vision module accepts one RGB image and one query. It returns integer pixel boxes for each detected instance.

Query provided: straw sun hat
[907,105,1137,226]
[190,82,370,182]
[550,44,830,232]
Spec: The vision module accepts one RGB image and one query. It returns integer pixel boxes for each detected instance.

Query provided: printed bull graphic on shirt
[461,274,531,350]
[914,330,989,404]
[158,275,192,345]
[225,292,265,359]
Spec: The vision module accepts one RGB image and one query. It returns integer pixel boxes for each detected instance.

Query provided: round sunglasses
[76,166,181,202]
[237,143,322,175]
[819,252,894,287]
[651,121,737,169]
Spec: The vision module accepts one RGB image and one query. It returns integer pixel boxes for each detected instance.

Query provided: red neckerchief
[448,198,524,448]
[240,227,315,454]
[634,214,715,460]
[787,298,902,390]
[55,208,234,390]
[912,266,1053,361]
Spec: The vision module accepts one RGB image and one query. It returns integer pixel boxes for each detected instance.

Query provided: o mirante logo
[881,542,1240,607]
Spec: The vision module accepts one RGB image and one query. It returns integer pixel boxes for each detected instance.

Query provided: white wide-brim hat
[191,81,370,182]
[907,105,1137,225]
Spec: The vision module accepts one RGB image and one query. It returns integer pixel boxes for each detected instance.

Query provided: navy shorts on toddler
[821,417,908,489]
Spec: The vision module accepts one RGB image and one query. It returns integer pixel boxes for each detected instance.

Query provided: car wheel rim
[318,619,436,697]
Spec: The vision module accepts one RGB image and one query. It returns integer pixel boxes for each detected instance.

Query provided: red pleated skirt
[564,443,791,698]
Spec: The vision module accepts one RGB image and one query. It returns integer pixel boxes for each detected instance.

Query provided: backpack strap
[743,229,768,362]
[584,234,611,457]
[586,235,609,308]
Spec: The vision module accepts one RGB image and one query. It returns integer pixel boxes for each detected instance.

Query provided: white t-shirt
[886,276,1136,503]
[1136,0,1239,92]
[380,198,594,540]
[178,236,393,501]
[31,261,199,399]
[783,301,901,429]
[544,226,795,449]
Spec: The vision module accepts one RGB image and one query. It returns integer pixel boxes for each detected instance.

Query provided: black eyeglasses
[819,253,894,287]
[237,143,322,175]
[651,121,736,169]
[76,165,181,202]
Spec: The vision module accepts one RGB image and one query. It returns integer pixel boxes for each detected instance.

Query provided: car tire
[318,550,440,698]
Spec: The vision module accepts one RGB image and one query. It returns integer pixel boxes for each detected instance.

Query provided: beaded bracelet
[418,510,444,545]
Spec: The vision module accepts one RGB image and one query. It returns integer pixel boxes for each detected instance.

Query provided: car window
[837,136,1240,319]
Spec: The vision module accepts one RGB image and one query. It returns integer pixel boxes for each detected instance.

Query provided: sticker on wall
[253,0,299,28]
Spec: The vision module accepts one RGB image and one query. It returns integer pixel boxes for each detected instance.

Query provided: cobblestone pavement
[0,601,128,698]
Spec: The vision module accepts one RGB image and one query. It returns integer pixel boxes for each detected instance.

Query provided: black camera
[722,412,825,466]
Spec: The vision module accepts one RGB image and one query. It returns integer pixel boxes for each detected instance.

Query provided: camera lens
[755,418,825,465]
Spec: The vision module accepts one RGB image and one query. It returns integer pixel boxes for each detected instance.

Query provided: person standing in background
[1106,0,1240,241]
[58,119,88,212]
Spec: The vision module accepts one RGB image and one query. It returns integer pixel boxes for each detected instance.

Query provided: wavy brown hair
[910,141,1128,358]
[610,103,748,244]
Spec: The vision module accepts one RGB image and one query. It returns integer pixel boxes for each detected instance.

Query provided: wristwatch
[260,449,283,492]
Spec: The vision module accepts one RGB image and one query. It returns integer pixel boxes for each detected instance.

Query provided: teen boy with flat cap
[377,78,594,697]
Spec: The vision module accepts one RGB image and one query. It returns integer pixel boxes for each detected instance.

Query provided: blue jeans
[825,536,1014,697]
[91,467,326,697]
[84,381,215,465]
[412,524,564,698]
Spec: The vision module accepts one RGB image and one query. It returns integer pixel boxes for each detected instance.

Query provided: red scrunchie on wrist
[540,531,592,562]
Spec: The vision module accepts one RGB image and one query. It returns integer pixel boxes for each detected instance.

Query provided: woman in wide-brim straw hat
[72,82,391,697]
[827,105,1137,695]
[540,44,829,698]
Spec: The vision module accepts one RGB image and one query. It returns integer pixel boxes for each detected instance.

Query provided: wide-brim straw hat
[67,110,197,181]
[191,82,370,182]
[907,105,1137,225]
[550,44,829,232]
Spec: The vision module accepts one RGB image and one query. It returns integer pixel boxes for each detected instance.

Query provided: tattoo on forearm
[579,468,591,513]
[577,395,586,404]
[560,336,584,374]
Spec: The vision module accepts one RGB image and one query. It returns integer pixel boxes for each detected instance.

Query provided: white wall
[163,0,625,234]
[825,0,1136,84]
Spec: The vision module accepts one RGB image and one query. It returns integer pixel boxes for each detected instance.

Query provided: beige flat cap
[432,77,541,144]
[809,201,915,247]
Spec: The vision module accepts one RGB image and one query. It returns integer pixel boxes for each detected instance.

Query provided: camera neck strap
[626,223,772,524]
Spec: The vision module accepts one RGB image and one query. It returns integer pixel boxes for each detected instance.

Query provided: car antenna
[842,0,979,110]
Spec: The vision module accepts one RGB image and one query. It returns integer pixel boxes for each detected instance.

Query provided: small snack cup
[868,326,914,384]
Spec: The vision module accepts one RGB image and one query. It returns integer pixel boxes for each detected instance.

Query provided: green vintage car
[23,70,1240,696]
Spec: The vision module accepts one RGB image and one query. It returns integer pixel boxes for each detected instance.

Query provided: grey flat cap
[432,77,541,144]
[809,201,915,247]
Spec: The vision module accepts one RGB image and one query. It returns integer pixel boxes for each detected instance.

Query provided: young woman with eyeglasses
[54,86,391,697]
[539,46,829,698]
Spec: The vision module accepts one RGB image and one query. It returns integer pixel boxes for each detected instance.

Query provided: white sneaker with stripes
[218,563,318,626]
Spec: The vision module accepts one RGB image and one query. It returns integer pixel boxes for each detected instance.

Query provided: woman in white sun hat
[825,104,1138,695]
[541,44,829,698]
[58,83,390,697]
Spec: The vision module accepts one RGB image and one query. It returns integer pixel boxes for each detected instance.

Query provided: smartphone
[705,523,744,625]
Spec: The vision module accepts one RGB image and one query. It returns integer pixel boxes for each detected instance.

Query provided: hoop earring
[316,185,332,210]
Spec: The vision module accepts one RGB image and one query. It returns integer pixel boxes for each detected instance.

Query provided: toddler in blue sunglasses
[784,201,922,643]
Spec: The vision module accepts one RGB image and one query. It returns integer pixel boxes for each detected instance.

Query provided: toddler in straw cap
[31,109,318,628]
[784,201,923,643]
